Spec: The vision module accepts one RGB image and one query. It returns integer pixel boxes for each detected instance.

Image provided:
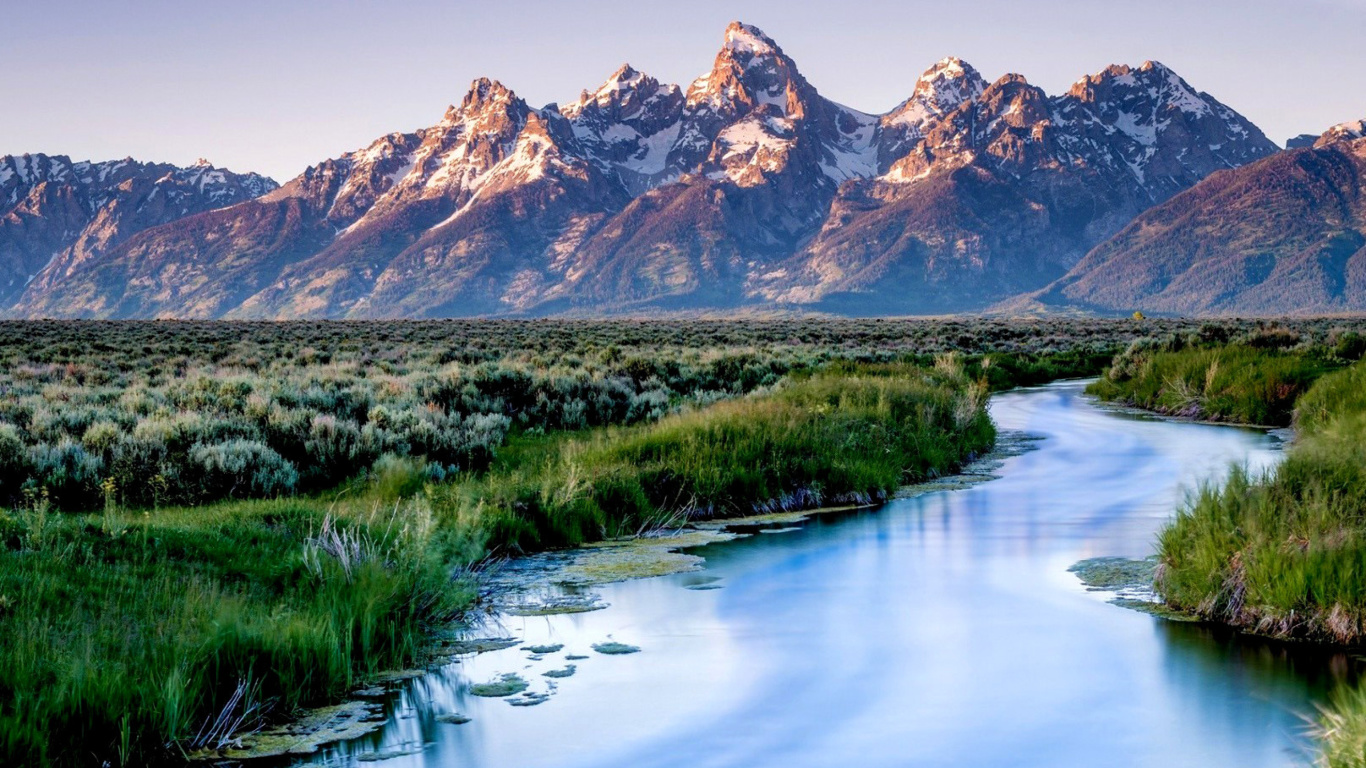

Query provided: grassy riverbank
[1085,329,1348,425]
[1155,361,1366,767]
[1089,332,1366,767]
[433,363,994,555]
[1156,359,1366,642]
[0,358,993,766]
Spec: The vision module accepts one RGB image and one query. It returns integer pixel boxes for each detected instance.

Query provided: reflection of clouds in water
[307,381,1325,768]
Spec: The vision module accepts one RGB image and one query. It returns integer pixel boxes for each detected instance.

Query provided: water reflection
[300,381,1356,768]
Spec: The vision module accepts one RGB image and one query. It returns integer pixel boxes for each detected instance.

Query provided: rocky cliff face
[4,22,1281,318]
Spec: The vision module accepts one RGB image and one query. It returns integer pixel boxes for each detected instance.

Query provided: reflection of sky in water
[303,381,1353,768]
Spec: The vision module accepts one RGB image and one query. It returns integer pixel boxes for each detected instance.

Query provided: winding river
[300,380,1359,768]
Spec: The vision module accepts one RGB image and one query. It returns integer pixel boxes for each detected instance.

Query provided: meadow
[1,316,1361,766]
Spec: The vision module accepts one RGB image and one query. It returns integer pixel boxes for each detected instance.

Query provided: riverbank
[1087,333,1366,766]
[286,379,1321,768]
[0,360,1002,766]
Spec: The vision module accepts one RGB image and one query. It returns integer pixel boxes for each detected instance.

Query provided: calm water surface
[303,381,1358,768]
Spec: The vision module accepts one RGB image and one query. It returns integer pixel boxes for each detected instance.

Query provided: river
[299,380,1357,768]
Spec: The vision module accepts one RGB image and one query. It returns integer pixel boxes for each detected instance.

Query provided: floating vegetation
[444,637,521,655]
[1069,556,1196,621]
[592,642,641,655]
[507,692,552,707]
[1069,557,1157,592]
[564,654,589,661]
[469,674,530,698]
[524,644,564,655]
[558,531,740,584]
[542,665,577,679]
[435,713,471,725]
[504,597,607,616]
[194,700,385,759]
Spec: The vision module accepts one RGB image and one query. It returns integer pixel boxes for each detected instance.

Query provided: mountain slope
[1035,122,1366,315]
[0,156,275,308]
[4,22,1282,318]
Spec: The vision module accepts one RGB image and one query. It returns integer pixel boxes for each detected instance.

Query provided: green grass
[0,361,994,766]
[1156,371,1366,642]
[1136,358,1366,766]
[1318,685,1366,768]
[0,477,468,766]
[428,363,995,555]
[1087,342,1335,426]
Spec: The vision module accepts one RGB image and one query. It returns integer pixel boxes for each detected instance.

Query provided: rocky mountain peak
[687,21,807,118]
[440,78,529,136]
[1318,119,1366,147]
[563,63,676,120]
[883,57,988,133]
[461,77,517,110]
[917,58,985,98]
[1068,61,1211,118]
[721,21,779,58]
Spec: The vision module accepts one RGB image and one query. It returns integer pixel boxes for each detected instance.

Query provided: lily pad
[592,642,640,655]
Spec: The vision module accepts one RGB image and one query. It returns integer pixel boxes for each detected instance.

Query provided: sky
[4,0,1365,182]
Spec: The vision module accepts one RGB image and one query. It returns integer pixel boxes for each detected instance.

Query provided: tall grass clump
[1087,330,1338,425]
[431,363,995,554]
[0,482,470,767]
[1156,360,1366,641]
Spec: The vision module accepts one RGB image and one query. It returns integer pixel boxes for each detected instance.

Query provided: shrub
[0,425,27,506]
[26,441,105,510]
[190,440,298,499]
[1333,331,1366,362]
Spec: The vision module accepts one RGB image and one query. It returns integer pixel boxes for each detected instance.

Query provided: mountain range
[5,21,1359,318]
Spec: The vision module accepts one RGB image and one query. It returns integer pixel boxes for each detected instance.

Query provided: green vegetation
[1093,333,1366,767]
[2,317,1361,767]
[1317,685,1366,768]
[468,674,530,698]
[432,363,994,554]
[591,642,641,655]
[1156,359,1366,642]
[0,478,465,766]
[1084,324,1359,425]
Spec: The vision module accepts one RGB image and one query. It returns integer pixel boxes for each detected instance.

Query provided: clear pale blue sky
[4,0,1364,182]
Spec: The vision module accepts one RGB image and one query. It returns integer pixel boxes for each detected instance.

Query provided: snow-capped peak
[883,57,986,135]
[1320,118,1366,146]
[722,21,778,58]
[686,20,805,117]
[456,77,519,115]
[563,64,660,118]
[601,64,646,93]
